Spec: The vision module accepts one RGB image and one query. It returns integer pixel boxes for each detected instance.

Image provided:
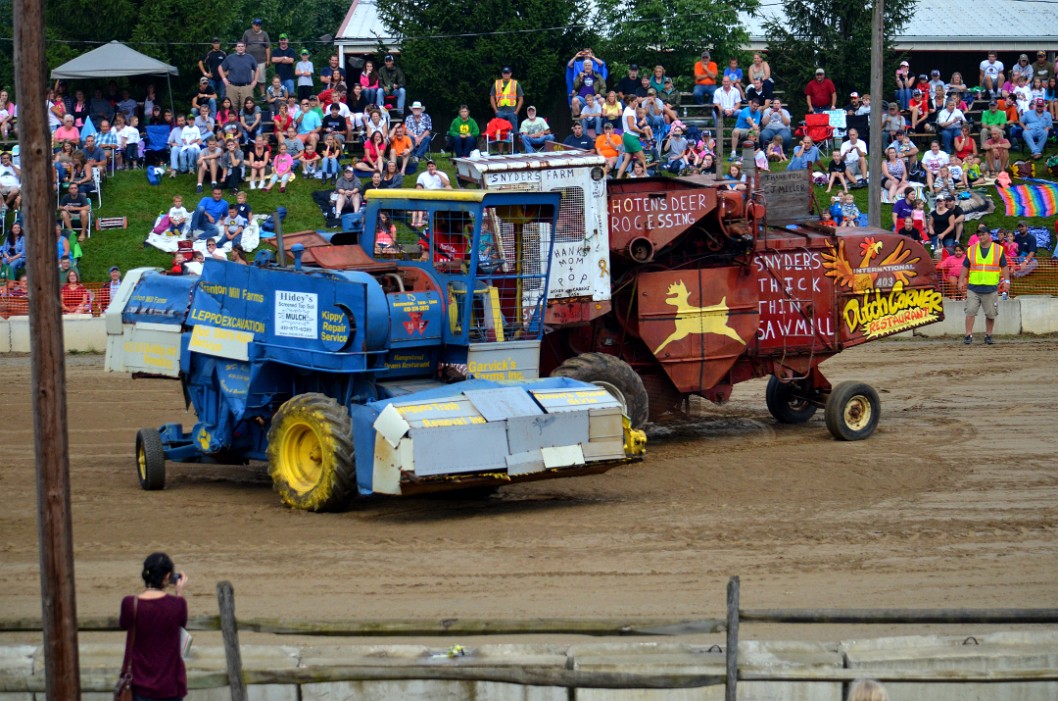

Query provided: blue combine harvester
[105,189,646,510]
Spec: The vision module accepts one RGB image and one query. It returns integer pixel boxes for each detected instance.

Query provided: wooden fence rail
[4,576,1058,696]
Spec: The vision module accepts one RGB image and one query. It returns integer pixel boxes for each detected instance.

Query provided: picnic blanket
[995,179,1058,217]
[144,213,262,255]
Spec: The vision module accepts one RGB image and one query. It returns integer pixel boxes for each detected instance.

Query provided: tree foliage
[593,0,760,90]
[763,0,919,114]
[2,0,349,99]
[376,0,590,125]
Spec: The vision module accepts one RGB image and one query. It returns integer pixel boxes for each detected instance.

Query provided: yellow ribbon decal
[598,259,610,277]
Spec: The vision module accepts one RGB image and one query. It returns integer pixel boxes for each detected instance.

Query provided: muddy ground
[1,339,1055,644]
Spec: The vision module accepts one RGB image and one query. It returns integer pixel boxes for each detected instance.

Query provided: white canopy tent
[51,41,179,117]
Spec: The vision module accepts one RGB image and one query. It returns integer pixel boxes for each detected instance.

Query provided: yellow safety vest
[967,242,1002,287]
[494,79,518,108]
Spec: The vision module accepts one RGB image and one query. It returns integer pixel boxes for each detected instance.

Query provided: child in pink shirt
[265,144,294,193]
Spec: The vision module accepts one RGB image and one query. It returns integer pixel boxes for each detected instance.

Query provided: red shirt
[120,595,188,699]
[804,78,836,109]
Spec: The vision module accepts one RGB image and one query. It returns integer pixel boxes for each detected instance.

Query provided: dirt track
[1,339,1056,633]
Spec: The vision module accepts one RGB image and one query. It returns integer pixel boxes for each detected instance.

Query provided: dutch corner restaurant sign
[822,236,943,341]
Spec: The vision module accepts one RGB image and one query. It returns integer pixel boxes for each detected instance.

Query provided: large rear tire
[824,382,881,441]
[765,376,818,424]
[551,353,649,428]
[135,428,166,491]
[267,393,357,511]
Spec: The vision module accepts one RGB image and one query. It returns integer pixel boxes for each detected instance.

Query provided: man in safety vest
[958,233,1009,345]
[490,67,523,138]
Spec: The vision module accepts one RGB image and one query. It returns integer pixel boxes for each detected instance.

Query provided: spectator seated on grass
[195,136,224,193]
[246,135,271,190]
[920,141,950,190]
[1,222,25,280]
[333,165,363,218]
[786,136,821,172]
[189,187,229,238]
[59,183,90,243]
[1011,220,1039,277]
[839,128,868,186]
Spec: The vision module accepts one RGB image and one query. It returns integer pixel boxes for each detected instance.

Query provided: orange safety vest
[494,79,519,108]
[967,241,1002,287]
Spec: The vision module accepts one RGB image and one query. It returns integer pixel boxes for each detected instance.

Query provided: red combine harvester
[456,152,943,440]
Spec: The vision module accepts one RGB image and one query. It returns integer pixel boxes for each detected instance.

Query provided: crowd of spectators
[2,29,1057,302]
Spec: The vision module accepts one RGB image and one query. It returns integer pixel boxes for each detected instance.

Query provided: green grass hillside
[9,151,1053,283]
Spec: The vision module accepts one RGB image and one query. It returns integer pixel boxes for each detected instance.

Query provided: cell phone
[171,573,182,584]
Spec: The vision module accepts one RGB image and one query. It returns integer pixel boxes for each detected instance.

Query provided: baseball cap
[629,63,638,70]
[702,50,711,57]
[850,91,859,98]
[211,36,221,43]
[501,66,512,73]
[1038,51,1047,56]
[815,68,825,75]
[930,69,940,75]
[912,89,922,96]
[1019,53,1028,60]
[279,33,288,40]
[1017,220,1028,227]
[888,103,898,109]
[385,54,394,61]
[899,60,909,66]
[527,105,536,111]
[300,49,309,55]
[109,266,120,273]
[1037,97,1047,106]
[989,99,998,106]
[426,158,435,165]
[344,165,353,172]
[252,18,262,24]
[200,76,209,84]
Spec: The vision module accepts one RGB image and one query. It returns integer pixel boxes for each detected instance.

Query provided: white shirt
[622,106,638,133]
[937,108,965,127]
[180,125,202,148]
[119,125,141,145]
[713,86,741,112]
[1012,84,1033,113]
[839,138,867,163]
[921,150,950,174]
[416,170,449,190]
[979,59,1004,79]
[0,163,19,188]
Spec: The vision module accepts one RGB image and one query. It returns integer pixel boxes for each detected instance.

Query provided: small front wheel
[824,382,880,441]
[135,428,166,490]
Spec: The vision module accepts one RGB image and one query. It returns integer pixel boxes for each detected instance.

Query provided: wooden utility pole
[13,0,82,698]
[867,0,885,227]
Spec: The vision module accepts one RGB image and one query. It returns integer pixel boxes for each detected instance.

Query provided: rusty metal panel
[607,180,718,258]
[637,268,759,394]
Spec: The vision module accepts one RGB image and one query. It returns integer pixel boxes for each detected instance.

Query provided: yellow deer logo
[654,281,745,354]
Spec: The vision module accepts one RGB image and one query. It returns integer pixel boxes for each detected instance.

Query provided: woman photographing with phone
[118,552,189,701]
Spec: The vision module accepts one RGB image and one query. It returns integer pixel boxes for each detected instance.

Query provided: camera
[171,573,182,584]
